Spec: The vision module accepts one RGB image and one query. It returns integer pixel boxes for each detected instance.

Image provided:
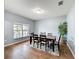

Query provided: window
[23,24,29,37]
[14,24,29,39]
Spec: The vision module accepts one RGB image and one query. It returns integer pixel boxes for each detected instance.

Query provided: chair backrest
[47,33,53,36]
[40,35,47,42]
[31,32,34,36]
[40,32,46,35]
[33,34,38,40]
[58,35,61,44]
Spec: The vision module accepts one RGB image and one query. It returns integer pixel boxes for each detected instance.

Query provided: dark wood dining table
[30,35,56,52]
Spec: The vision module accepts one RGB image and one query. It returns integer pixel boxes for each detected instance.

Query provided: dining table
[30,35,56,52]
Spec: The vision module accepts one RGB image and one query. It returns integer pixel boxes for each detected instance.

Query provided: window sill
[14,36,30,40]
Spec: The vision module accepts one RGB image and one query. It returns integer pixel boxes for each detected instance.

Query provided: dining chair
[54,35,61,51]
[47,33,53,48]
[40,35,48,51]
[33,34,39,48]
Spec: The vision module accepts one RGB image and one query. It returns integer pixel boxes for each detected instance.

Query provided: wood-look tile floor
[4,41,74,59]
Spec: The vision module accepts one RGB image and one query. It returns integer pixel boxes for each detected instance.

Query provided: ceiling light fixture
[32,8,45,14]
[58,0,63,6]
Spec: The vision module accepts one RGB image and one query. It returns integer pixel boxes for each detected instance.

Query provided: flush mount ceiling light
[32,8,45,14]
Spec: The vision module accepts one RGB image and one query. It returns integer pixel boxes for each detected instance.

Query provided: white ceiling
[5,0,74,20]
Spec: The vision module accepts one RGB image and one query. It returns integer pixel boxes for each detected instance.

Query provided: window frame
[13,24,29,39]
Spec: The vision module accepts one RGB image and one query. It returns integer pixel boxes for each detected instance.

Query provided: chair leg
[47,42,49,48]
[37,43,38,48]
[33,41,35,47]
[40,43,41,49]
[45,44,47,51]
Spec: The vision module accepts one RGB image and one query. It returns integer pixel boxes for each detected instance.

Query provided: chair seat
[55,41,58,44]
[34,40,39,42]
[41,41,47,44]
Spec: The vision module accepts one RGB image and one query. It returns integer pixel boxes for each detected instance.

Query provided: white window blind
[14,24,29,39]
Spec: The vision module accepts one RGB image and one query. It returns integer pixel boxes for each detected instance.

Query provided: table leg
[30,36,32,44]
[53,40,55,52]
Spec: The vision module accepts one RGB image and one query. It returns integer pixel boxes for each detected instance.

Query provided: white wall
[4,11,35,45]
[67,5,75,55]
[35,16,66,37]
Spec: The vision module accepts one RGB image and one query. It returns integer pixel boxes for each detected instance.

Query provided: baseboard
[67,43,75,58]
[4,39,29,47]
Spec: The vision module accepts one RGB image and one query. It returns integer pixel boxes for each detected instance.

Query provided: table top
[46,36,56,39]
[30,34,56,40]
[37,36,56,40]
